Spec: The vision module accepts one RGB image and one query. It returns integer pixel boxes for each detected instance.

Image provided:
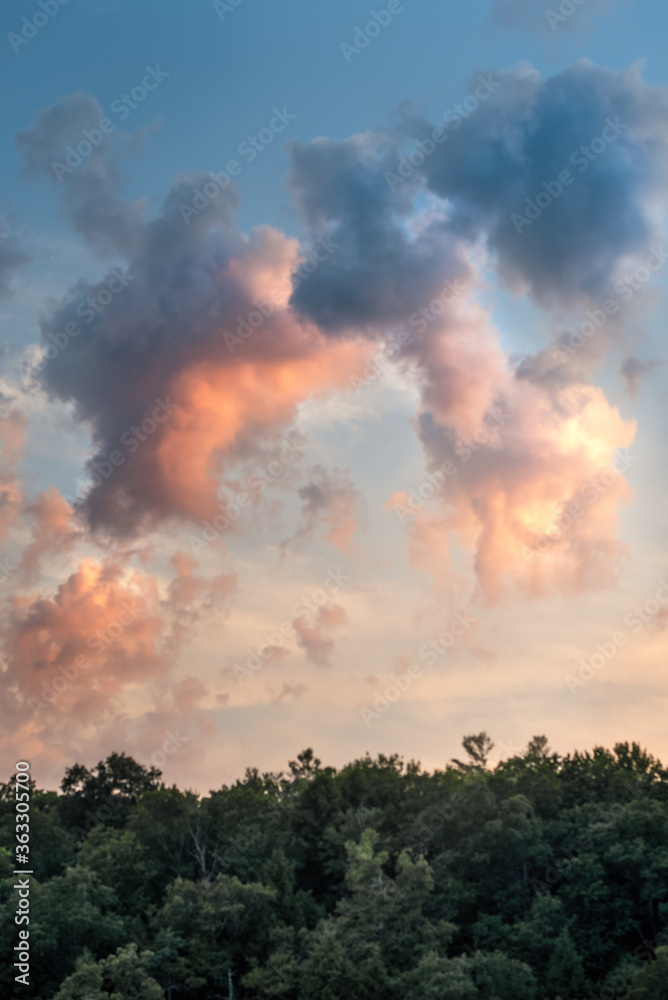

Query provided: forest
[2,735,668,999]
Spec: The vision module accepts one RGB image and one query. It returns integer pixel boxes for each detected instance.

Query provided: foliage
[1,737,667,998]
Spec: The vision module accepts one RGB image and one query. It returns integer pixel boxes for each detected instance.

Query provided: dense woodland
[2,735,668,999]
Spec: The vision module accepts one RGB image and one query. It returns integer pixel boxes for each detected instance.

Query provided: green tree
[546,928,586,998]
[53,944,164,999]
[622,946,668,999]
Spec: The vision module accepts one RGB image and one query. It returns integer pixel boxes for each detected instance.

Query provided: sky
[1,0,668,793]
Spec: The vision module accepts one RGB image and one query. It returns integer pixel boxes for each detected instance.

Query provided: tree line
[1,734,668,998]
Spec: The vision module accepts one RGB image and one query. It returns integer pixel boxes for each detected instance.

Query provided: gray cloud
[16,93,144,256]
[620,355,663,397]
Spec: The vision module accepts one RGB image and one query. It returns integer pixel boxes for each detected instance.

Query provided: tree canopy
[1,735,667,999]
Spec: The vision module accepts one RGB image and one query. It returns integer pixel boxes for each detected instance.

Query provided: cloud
[16,93,144,256]
[15,61,665,603]
[287,465,362,555]
[417,60,668,309]
[287,131,474,333]
[0,409,26,543]
[409,376,636,601]
[16,98,372,536]
[0,548,236,769]
[17,488,82,582]
[620,355,663,397]
[270,681,308,704]
[293,602,347,666]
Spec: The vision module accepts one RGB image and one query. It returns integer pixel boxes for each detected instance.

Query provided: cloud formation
[0,535,236,772]
[15,59,667,608]
[16,96,372,537]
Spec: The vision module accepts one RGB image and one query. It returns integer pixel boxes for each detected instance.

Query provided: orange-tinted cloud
[0,409,26,542]
[404,315,636,600]
[18,488,81,582]
[0,547,236,771]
